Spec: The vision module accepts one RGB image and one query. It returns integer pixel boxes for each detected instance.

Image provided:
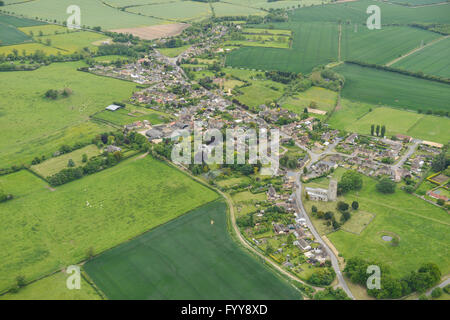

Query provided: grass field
[31,144,100,178]
[326,175,450,278]
[237,79,286,107]
[0,13,45,46]
[158,44,191,57]
[334,63,450,112]
[127,1,212,22]
[5,0,163,29]
[341,25,441,65]
[0,42,64,55]
[37,31,108,53]
[392,37,450,78]
[84,200,302,299]
[327,100,450,143]
[226,22,338,73]
[281,87,337,114]
[93,106,172,126]
[0,271,102,300]
[0,156,218,292]
[18,24,68,36]
[0,61,137,168]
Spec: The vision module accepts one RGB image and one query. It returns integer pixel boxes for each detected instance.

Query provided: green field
[0,13,44,46]
[158,44,191,58]
[84,200,302,299]
[281,87,338,114]
[393,37,450,78]
[326,175,450,278]
[93,107,172,126]
[38,31,108,53]
[212,2,265,17]
[341,25,441,65]
[5,0,162,29]
[127,1,212,22]
[226,22,338,73]
[31,144,100,178]
[328,100,450,143]
[0,271,102,300]
[0,42,64,55]
[237,79,286,107]
[0,156,218,292]
[334,63,450,112]
[0,61,138,169]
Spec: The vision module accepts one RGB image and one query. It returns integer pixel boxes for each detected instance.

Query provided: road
[425,278,450,297]
[392,139,421,170]
[293,173,355,299]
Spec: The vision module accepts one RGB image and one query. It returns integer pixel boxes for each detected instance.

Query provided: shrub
[431,287,442,299]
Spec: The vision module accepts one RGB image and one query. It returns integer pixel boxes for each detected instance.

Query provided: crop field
[334,63,450,112]
[326,175,450,278]
[341,25,442,65]
[109,23,190,41]
[0,42,64,55]
[392,37,450,78]
[0,156,219,292]
[328,100,450,143]
[93,106,172,126]
[126,1,212,22]
[18,24,69,36]
[0,271,102,300]
[0,61,137,169]
[288,0,450,24]
[84,200,301,299]
[0,13,44,46]
[226,0,329,10]
[5,0,162,30]
[31,144,100,178]
[226,22,338,73]
[281,87,338,114]
[211,2,265,17]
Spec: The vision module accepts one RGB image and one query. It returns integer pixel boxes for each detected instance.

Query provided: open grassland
[31,145,100,178]
[326,175,450,278]
[5,0,162,29]
[392,37,450,78]
[341,25,441,65]
[0,271,102,300]
[38,31,108,53]
[0,13,45,27]
[281,87,337,114]
[0,61,137,169]
[211,2,265,17]
[158,44,191,57]
[0,42,64,55]
[237,79,286,107]
[226,0,330,10]
[226,22,338,73]
[0,156,219,292]
[126,1,212,22]
[334,63,450,112]
[84,200,301,300]
[18,24,68,36]
[328,100,450,143]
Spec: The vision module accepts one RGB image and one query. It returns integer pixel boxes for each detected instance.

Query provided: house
[105,145,122,153]
[293,238,311,251]
[106,104,124,111]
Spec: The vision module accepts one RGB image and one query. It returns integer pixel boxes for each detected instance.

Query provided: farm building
[106,104,124,111]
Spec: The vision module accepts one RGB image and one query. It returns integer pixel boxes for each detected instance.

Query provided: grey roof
[106,104,123,111]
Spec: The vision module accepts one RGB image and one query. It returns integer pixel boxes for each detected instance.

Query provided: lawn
[0,61,138,169]
[232,190,267,203]
[0,271,102,300]
[334,63,450,113]
[392,37,450,79]
[30,144,100,178]
[326,175,450,278]
[281,87,338,114]
[84,200,302,299]
[0,155,219,292]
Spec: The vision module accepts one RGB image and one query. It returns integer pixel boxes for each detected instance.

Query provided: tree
[376,178,396,194]
[351,201,359,210]
[370,124,374,136]
[338,170,363,194]
[431,152,448,172]
[67,159,75,167]
[381,125,386,137]
[437,199,445,206]
[337,201,349,212]
[376,125,380,136]
[82,154,88,163]
[311,205,318,213]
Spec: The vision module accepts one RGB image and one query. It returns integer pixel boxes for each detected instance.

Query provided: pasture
[281,87,338,114]
[392,37,450,78]
[84,200,302,299]
[0,155,219,292]
[237,79,285,107]
[0,61,137,169]
[126,1,212,22]
[211,2,265,17]
[0,271,102,300]
[93,106,172,126]
[158,44,191,58]
[326,174,450,278]
[31,144,100,178]
[0,42,64,55]
[0,13,44,46]
[327,100,450,143]
[37,31,108,53]
[334,63,450,112]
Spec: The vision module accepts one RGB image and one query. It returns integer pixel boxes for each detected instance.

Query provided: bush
[431,287,442,299]
[351,201,359,210]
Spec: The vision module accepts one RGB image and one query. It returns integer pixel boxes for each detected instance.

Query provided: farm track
[385,35,450,67]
